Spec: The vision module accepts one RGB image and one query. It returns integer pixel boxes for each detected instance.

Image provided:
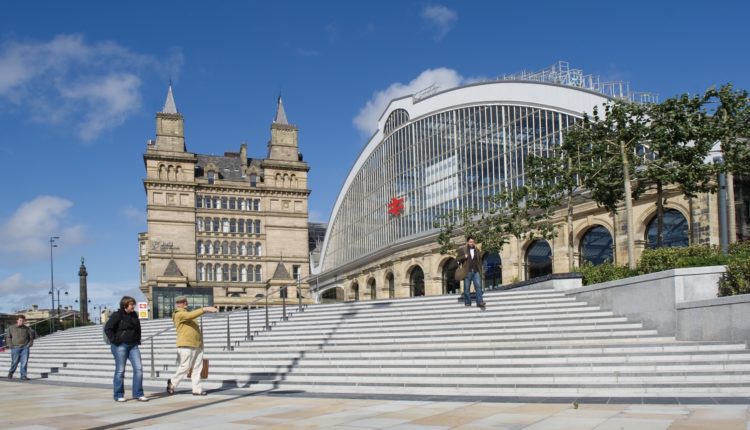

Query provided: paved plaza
[1,379,749,430]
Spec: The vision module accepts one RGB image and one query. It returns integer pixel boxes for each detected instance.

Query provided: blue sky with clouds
[1,0,748,313]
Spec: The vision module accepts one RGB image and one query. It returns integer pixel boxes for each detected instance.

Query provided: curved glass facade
[322,104,579,271]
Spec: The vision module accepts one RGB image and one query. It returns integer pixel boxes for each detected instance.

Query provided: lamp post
[49,236,60,333]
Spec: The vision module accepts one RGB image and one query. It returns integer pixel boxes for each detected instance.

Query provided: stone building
[139,87,311,318]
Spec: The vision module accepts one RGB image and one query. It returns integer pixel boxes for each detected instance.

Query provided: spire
[162,84,178,114]
[273,95,288,125]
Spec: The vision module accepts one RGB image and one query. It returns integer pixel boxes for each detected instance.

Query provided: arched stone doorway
[442,258,460,294]
[409,266,425,297]
[351,281,359,301]
[646,209,689,248]
[526,240,552,280]
[580,225,614,266]
[482,251,502,290]
[386,272,395,298]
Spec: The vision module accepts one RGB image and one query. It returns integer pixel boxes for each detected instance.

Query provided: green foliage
[636,245,724,274]
[580,261,637,286]
[719,241,750,296]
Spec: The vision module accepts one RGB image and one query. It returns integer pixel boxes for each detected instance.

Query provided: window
[197,240,203,255]
[140,263,146,283]
[198,263,205,281]
[292,264,301,281]
[526,240,552,280]
[230,264,238,282]
[207,171,215,184]
[222,264,229,282]
[254,265,262,282]
[580,226,614,266]
[255,242,262,256]
[229,198,236,210]
[196,196,203,208]
[230,241,237,255]
[646,209,689,248]
[254,220,261,233]
[253,199,260,211]
[222,241,229,255]
[230,219,237,233]
[250,174,257,187]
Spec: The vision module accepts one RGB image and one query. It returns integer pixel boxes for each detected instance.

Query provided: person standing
[104,296,148,402]
[457,237,486,309]
[166,296,217,396]
[7,315,35,380]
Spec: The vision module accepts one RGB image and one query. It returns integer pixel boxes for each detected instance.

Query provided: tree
[644,93,718,246]
[563,100,650,270]
[705,84,750,175]
[436,156,559,280]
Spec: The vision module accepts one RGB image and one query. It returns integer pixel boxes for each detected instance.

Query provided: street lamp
[49,236,60,332]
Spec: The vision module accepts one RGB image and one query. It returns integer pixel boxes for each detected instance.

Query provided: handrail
[145,286,296,378]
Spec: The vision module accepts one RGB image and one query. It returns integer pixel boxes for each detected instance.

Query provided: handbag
[454,262,467,281]
[187,359,209,379]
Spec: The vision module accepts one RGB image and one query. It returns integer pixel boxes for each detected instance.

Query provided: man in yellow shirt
[166,296,217,396]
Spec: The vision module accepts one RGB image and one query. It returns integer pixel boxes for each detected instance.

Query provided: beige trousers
[170,347,204,394]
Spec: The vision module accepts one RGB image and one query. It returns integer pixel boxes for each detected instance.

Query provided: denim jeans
[9,345,30,378]
[463,271,484,306]
[111,344,144,399]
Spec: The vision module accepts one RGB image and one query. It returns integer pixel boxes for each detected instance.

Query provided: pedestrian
[457,237,487,309]
[7,315,35,380]
[104,296,148,402]
[166,296,217,396]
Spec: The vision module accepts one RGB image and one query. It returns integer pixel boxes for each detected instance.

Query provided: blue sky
[1,0,748,314]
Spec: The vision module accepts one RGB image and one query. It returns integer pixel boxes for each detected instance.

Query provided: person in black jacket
[457,237,487,309]
[104,296,148,402]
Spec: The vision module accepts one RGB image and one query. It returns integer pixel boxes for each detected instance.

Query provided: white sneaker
[137,396,149,402]
[115,398,126,402]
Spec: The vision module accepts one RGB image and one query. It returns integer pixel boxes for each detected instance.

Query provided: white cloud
[120,206,146,225]
[0,196,86,262]
[0,34,182,141]
[353,68,472,136]
[422,5,458,41]
[0,273,61,313]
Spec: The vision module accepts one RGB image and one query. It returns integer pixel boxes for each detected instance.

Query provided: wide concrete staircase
[3,289,750,398]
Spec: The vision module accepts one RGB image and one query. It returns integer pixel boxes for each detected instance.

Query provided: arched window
[222,241,229,255]
[230,219,237,233]
[483,252,502,289]
[410,266,425,297]
[215,264,222,282]
[222,218,230,233]
[206,263,213,281]
[384,108,410,135]
[222,264,229,282]
[253,199,260,211]
[230,264,238,282]
[213,218,220,232]
[580,226,614,266]
[352,281,359,301]
[526,240,552,280]
[442,258,460,294]
[387,273,395,298]
[254,220,261,233]
[247,219,254,233]
[255,242,262,256]
[207,241,214,255]
[196,195,203,208]
[240,242,247,256]
[254,265,262,282]
[229,198,236,210]
[238,219,245,233]
[646,209,689,248]
[368,278,376,300]
[240,265,248,282]
[197,263,204,281]
[158,165,166,180]
[213,197,220,208]
[247,243,254,256]
[250,174,258,187]
[196,240,203,255]
[213,241,220,255]
[197,217,204,232]
[240,199,247,211]
[221,197,228,209]
[230,241,237,255]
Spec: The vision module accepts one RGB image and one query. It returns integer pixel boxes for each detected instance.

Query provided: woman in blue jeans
[104,296,148,402]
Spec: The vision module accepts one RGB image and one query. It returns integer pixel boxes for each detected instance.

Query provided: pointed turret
[154,84,186,152]
[268,96,299,161]
[273,95,289,125]
[162,84,178,114]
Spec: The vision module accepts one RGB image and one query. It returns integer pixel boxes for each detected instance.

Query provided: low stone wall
[677,295,750,346]
[515,266,749,345]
